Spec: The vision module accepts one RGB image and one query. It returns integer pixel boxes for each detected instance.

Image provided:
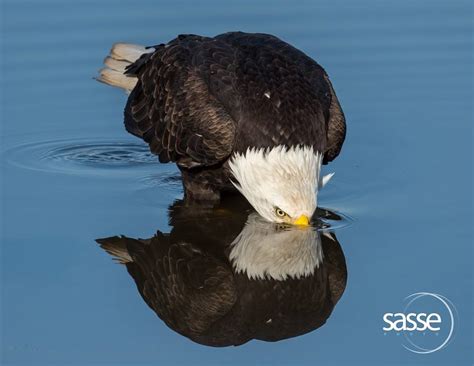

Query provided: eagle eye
[275,207,287,217]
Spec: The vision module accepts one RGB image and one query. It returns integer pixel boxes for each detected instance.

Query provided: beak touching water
[293,214,310,226]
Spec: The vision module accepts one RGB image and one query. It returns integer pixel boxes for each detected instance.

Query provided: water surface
[1,0,472,365]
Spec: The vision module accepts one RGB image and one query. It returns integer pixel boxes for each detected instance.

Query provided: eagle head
[229,145,333,226]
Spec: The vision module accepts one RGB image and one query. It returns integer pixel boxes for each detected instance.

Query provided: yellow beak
[293,214,310,226]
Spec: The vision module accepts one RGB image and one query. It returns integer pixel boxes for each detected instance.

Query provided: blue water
[1,0,472,365]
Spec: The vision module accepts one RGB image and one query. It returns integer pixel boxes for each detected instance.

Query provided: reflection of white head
[229,146,333,226]
[229,213,323,281]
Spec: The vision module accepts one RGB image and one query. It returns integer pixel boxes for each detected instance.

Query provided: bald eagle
[96,197,347,346]
[98,32,346,226]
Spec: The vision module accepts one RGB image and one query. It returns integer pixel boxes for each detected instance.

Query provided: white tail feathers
[97,43,154,93]
[97,68,137,93]
[110,43,151,63]
[96,237,132,264]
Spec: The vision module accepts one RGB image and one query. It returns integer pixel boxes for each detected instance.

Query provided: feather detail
[229,213,323,280]
[96,43,154,93]
[229,145,327,223]
[319,172,335,189]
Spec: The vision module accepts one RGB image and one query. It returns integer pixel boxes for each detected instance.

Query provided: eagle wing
[98,233,238,341]
[124,32,345,166]
[216,32,346,163]
[124,35,238,168]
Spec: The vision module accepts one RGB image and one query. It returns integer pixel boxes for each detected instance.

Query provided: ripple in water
[315,207,353,231]
[138,171,183,190]
[5,138,157,176]
[4,138,353,229]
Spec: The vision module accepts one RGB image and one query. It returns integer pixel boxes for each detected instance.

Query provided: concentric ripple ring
[4,138,157,176]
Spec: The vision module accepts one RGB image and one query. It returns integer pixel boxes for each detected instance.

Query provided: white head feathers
[229,145,333,224]
[229,213,323,280]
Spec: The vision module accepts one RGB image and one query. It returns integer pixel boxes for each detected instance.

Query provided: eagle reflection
[96,197,347,347]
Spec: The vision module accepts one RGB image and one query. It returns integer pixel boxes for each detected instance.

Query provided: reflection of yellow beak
[293,214,310,226]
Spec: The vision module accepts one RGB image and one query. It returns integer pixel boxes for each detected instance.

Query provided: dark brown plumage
[96,197,347,347]
[121,32,346,200]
